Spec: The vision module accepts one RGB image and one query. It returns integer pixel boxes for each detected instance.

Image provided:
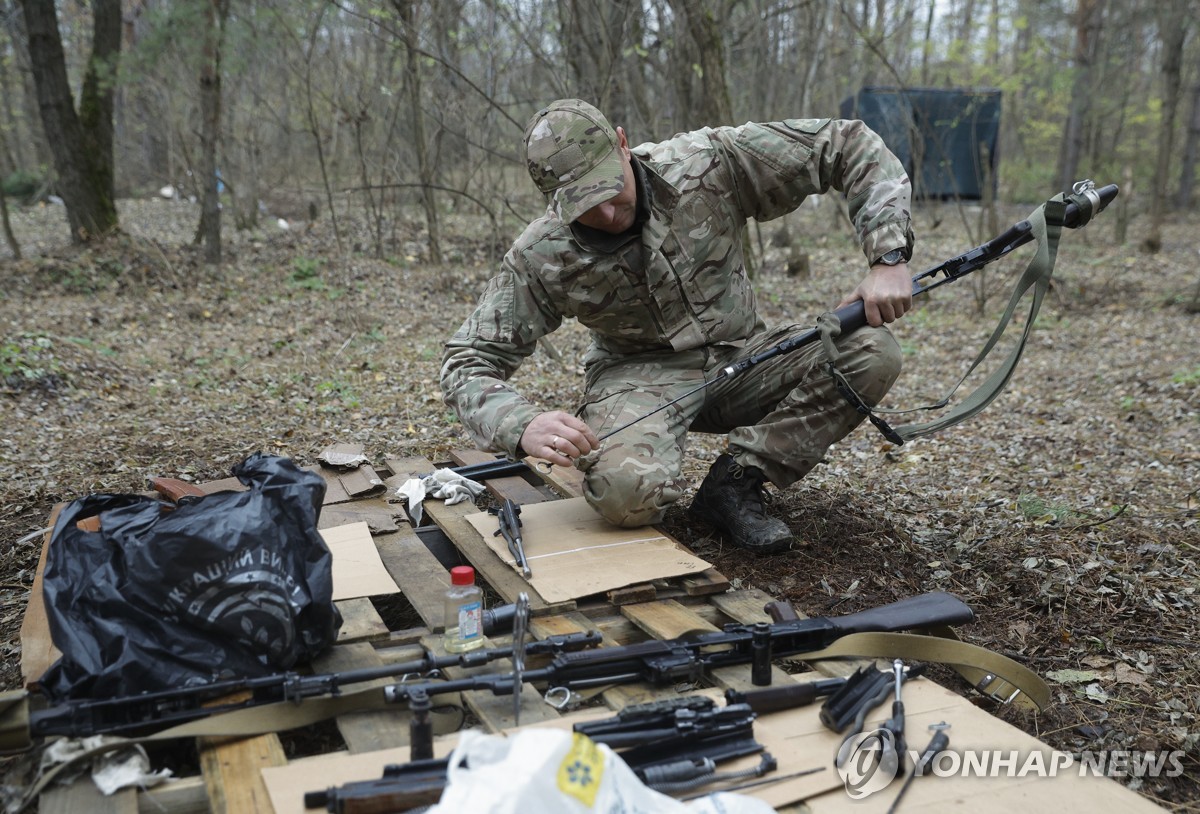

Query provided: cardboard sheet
[464,497,711,602]
[321,521,401,600]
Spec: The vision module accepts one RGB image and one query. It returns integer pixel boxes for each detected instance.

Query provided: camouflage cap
[523,99,625,223]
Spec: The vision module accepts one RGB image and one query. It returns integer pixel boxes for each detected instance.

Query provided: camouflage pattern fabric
[575,324,901,526]
[524,99,627,224]
[442,115,913,525]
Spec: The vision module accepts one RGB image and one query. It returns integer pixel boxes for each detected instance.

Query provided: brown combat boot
[689,454,793,553]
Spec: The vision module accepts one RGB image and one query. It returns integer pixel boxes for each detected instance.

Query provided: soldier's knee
[584,467,681,527]
[589,494,664,527]
[844,326,902,396]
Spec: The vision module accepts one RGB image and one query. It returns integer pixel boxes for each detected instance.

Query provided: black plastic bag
[39,453,343,701]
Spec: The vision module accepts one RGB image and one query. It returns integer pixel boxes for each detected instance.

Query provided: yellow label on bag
[557,732,605,806]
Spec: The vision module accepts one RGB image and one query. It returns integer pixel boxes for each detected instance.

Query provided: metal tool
[511,592,530,726]
[883,659,907,760]
[886,721,951,814]
[490,498,531,578]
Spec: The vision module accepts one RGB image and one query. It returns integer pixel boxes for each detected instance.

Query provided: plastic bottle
[444,565,484,652]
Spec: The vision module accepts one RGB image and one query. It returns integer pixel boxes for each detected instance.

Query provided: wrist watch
[874,248,909,266]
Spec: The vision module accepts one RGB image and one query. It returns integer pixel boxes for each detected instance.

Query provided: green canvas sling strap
[821,187,1100,443]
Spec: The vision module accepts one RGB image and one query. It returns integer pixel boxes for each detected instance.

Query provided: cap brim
[549,147,625,223]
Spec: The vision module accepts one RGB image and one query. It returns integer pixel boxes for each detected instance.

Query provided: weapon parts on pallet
[308,694,796,813]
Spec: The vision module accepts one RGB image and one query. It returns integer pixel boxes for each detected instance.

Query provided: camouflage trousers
[576,324,902,527]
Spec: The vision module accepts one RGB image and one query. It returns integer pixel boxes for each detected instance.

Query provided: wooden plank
[198,727,286,814]
[526,455,586,497]
[374,526,453,631]
[40,782,137,814]
[448,449,554,505]
[136,776,210,814]
[680,568,732,596]
[707,587,775,624]
[310,642,412,753]
[607,583,657,605]
[334,597,389,644]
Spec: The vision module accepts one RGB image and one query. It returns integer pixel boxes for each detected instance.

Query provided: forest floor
[0,192,1197,811]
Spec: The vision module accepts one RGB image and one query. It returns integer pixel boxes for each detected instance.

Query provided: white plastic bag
[427,728,777,813]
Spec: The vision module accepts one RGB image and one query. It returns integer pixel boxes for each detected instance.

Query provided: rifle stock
[305,758,450,813]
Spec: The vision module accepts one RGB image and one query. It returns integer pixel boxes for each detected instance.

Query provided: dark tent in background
[841,87,1002,200]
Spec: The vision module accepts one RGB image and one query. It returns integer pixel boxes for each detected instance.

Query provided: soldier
[441,99,914,552]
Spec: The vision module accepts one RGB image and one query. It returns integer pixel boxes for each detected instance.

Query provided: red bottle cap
[450,565,476,586]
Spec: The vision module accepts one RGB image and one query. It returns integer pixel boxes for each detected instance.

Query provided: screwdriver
[886,722,951,814]
[882,659,906,760]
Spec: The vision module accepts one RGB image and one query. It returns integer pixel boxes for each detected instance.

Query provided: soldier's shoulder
[634,128,718,171]
[510,215,574,266]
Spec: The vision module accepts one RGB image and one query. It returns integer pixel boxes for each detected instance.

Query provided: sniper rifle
[0,591,973,752]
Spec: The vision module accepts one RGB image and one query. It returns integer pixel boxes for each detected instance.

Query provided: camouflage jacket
[442,117,913,457]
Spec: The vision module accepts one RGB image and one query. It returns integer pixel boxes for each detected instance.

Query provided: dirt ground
[0,193,1197,810]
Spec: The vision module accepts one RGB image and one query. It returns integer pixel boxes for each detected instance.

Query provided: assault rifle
[0,592,972,752]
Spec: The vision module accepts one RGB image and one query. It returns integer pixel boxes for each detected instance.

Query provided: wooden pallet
[20,453,1169,814]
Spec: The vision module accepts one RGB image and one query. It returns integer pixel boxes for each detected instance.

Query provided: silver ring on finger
[551,435,560,452]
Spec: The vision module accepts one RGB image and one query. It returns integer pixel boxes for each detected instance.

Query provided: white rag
[39,736,173,796]
[395,469,486,524]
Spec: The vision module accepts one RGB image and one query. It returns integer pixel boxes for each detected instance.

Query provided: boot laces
[728,460,770,514]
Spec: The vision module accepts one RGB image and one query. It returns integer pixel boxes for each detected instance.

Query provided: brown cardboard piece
[464,497,711,603]
[321,521,402,600]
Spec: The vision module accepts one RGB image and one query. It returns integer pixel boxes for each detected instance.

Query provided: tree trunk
[1178,77,1200,210]
[667,0,733,127]
[800,0,832,114]
[0,182,20,259]
[19,0,120,243]
[1057,0,1105,195]
[393,0,442,265]
[1142,0,1188,253]
[194,0,228,265]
